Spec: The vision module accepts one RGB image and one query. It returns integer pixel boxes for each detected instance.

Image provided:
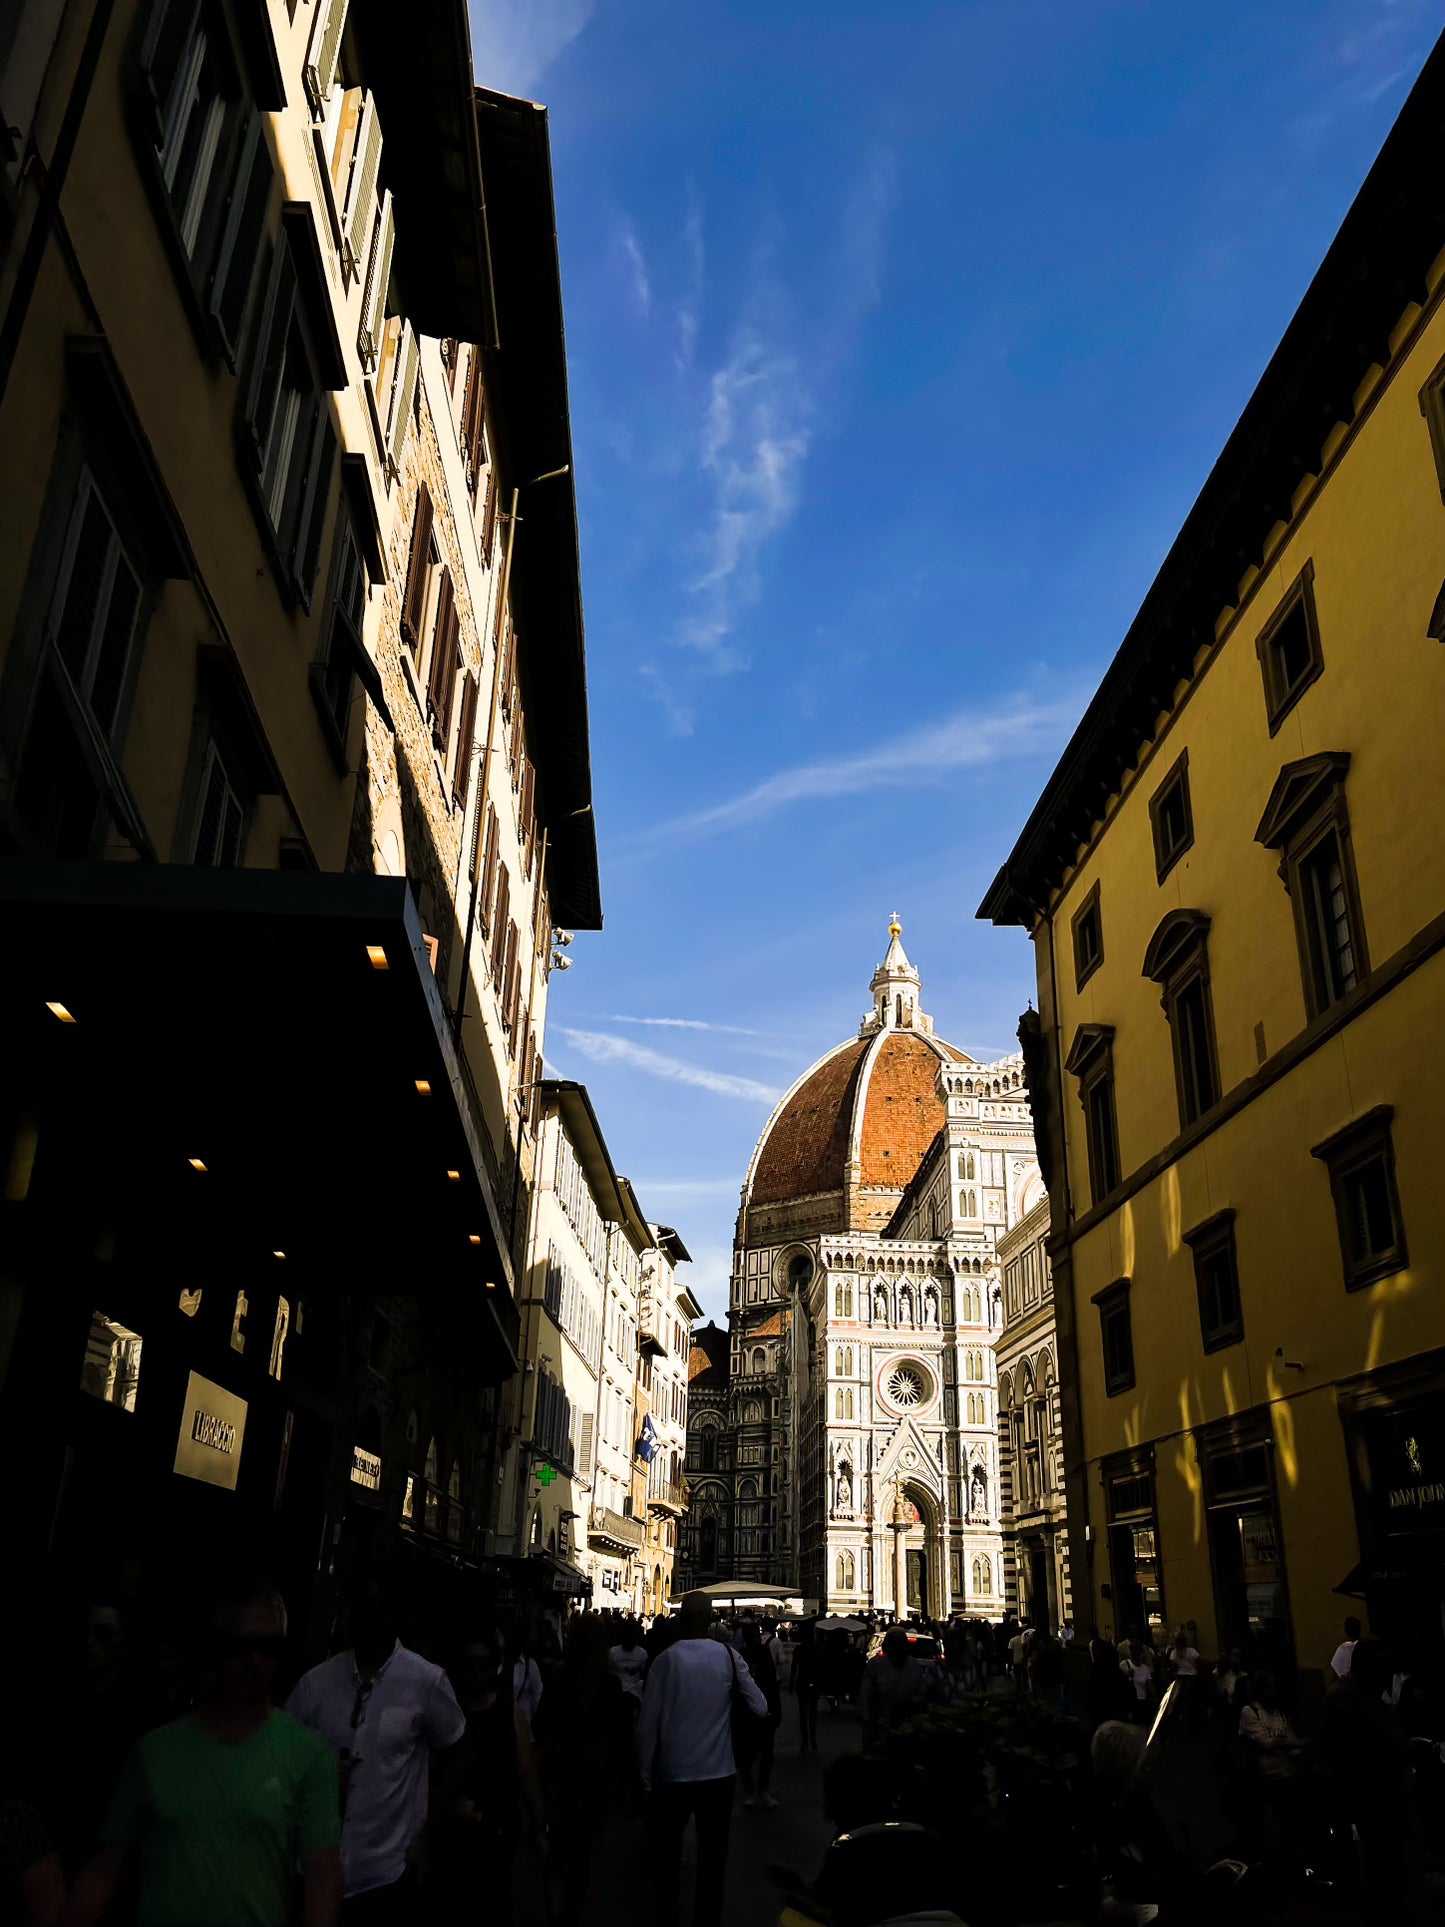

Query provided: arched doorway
[888,1479,946,1619]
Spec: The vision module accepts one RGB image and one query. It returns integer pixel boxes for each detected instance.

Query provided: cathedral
[682,920,1045,1619]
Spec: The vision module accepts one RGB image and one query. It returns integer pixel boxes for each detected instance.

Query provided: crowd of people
[5,1575,1441,1927]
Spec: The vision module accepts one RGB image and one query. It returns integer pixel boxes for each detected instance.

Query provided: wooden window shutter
[520,759,536,875]
[480,469,497,562]
[478,807,499,938]
[239,243,295,472]
[530,1038,544,1131]
[453,672,478,808]
[518,1010,532,1114]
[503,921,520,1042]
[292,408,337,606]
[426,568,455,731]
[140,0,199,145]
[210,111,273,367]
[386,322,419,479]
[400,486,431,650]
[357,189,393,372]
[342,92,383,280]
[328,87,362,194]
[578,1413,594,1481]
[304,0,349,116]
[499,621,515,715]
[492,867,511,989]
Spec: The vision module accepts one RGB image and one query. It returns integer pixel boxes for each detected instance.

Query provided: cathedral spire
[867,913,929,1033]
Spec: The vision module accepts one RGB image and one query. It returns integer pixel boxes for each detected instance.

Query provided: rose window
[887,1364,926,1408]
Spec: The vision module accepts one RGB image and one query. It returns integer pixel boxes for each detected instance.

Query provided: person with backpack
[636,1592,768,1927]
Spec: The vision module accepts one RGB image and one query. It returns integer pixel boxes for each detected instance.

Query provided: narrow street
[558,1692,853,1927]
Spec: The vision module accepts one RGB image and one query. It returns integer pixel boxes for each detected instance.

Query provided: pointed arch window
[422,1436,439,1533]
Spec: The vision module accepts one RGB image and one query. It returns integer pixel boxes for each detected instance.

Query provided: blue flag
[638,1413,659,1463]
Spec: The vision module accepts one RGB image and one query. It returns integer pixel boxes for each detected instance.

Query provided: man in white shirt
[637,1591,768,1927]
[1330,1615,1362,1680]
[287,1575,466,1920]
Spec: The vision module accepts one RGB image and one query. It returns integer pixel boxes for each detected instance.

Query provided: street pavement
[571,1688,855,1927]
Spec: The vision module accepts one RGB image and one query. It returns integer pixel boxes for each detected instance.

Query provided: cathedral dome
[744,920,973,1227]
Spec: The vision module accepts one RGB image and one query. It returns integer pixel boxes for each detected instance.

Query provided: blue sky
[468,0,1440,1322]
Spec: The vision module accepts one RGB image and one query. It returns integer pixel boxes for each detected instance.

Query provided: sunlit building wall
[982,41,1445,1679]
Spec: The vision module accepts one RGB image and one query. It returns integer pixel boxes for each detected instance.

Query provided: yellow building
[982,39,1445,1685]
[0,1,599,1631]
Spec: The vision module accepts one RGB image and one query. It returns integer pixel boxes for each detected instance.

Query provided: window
[312,511,366,753]
[425,568,460,757]
[399,486,433,655]
[1072,880,1103,991]
[1143,910,1220,1128]
[45,471,143,744]
[238,236,337,606]
[303,0,349,117]
[190,741,245,866]
[1256,561,1323,735]
[1148,748,1193,882]
[1093,1278,1134,1396]
[1421,348,1445,500]
[1184,1208,1243,1352]
[833,1281,853,1318]
[452,673,478,810]
[1065,1024,1120,1204]
[1254,753,1368,1023]
[835,1549,855,1591]
[1312,1107,1408,1291]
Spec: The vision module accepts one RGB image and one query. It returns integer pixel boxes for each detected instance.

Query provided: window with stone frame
[1255,752,1368,1025]
[1093,1278,1134,1396]
[1065,1024,1121,1205]
[1143,910,1221,1129]
[1184,1208,1243,1352]
[1255,560,1324,735]
[1312,1106,1408,1292]
[1072,879,1103,992]
[1148,748,1194,883]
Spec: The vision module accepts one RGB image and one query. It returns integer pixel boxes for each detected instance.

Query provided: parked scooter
[775,1821,968,1927]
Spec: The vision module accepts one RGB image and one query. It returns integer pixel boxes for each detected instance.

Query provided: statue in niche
[923,1286,939,1325]
[874,1286,889,1322]
[969,1460,989,1522]
[837,1465,852,1512]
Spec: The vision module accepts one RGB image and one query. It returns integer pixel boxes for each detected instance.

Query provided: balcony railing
[588,1504,644,1552]
[648,1478,688,1516]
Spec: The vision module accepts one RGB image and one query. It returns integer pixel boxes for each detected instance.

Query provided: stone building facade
[702,920,1045,1617]
[996,1199,1071,1630]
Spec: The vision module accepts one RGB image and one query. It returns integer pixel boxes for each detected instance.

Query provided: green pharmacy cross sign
[535,1464,557,1486]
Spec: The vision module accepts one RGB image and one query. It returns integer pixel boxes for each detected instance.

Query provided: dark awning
[0,861,519,1373]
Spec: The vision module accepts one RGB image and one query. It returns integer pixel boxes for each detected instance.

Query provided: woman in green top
[65,1582,341,1927]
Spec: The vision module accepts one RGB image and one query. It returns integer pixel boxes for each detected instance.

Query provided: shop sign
[351,1446,382,1491]
[173,1372,247,1490]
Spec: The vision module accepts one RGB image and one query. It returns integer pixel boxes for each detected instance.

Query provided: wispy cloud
[557,1028,782,1104]
[609,1015,760,1035]
[1291,0,1432,139]
[628,691,1080,851]
[469,0,596,97]
[618,221,652,318]
[677,327,811,670]
[641,150,898,722]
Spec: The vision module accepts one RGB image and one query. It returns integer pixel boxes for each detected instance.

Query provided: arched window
[957,1151,967,1180]
[423,1437,439,1532]
[835,1549,856,1591]
[834,1281,853,1318]
[967,1153,976,1180]
[700,1428,717,1471]
[895,995,903,1026]
[979,1553,992,1594]
[446,1460,462,1543]
[959,1190,968,1219]
[700,1516,717,1568]
[971,1556,982,1592]
[739,1478,757,1501]
[751,1346,766,1374]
